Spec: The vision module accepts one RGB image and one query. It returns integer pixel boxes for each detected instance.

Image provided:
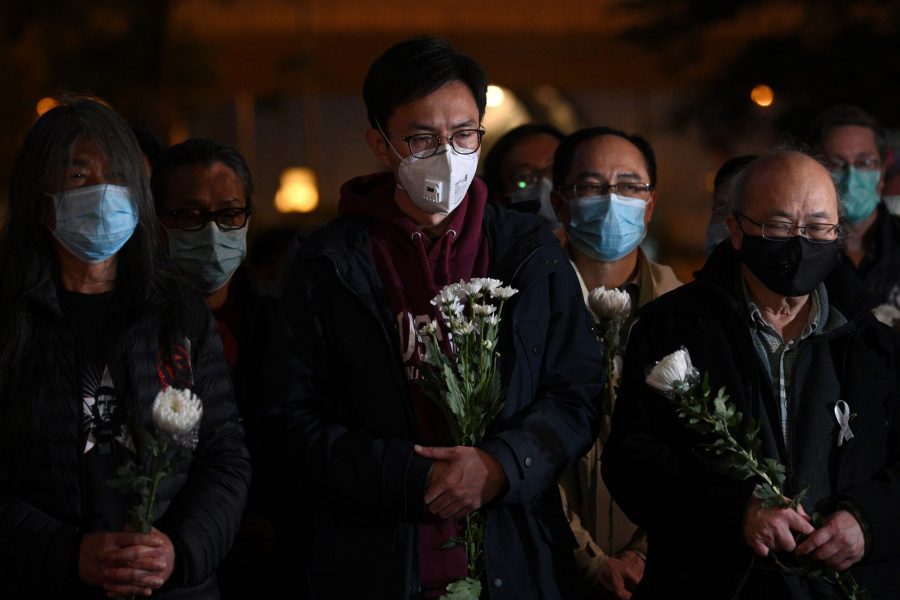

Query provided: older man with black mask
[603,149,900,599]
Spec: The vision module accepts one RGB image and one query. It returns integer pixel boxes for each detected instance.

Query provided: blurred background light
[274,167,319,213]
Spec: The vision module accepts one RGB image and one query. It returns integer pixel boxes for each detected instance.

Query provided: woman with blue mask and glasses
[151,139,287,599]
[0,98,250,599]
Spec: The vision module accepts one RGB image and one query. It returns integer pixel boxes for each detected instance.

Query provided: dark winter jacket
[602,242,900,599]
[262,184,604,599]
[0,275,251,599]
[839,202,900,306]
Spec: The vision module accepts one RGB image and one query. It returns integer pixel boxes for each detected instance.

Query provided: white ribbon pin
[834,400,855,447]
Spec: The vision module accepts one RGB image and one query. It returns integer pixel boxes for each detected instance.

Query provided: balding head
[728,151,840,251]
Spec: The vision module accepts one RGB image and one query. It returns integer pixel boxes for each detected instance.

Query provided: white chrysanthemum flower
[419,320,438,336]
[440,299,465,322]
[472,304,496,316]
[432,284,464,307]
[153,387,203,437]
[463,280,484,296]
[453,321,476,336]
[491,286,518,300]
[873,303,900,327]
[475,278,502,293]
[646,348,699,394]
[486,314,500,326]
[588,286,632,322]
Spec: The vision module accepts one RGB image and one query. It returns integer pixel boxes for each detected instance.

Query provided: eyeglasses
[824,155,881,173]
[733,211,841,243]
[564,181,653,198]
[159,207,251,232]
[385,128,485,159]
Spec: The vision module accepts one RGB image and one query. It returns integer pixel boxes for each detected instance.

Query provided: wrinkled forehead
[569,135,649,181]
[744,154,839,217]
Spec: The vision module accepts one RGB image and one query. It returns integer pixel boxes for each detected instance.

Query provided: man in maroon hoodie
[263,36,603,599]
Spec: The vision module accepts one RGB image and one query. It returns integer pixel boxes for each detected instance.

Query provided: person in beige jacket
[551,126,682,599]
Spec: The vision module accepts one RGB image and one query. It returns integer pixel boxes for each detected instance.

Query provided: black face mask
[738,234,839,297]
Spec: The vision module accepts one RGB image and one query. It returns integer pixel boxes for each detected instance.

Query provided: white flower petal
[646,348,697,394]
[491,286,518,300]
[588,286,632,322]
[873,303,900,326]
[152,387,203,436]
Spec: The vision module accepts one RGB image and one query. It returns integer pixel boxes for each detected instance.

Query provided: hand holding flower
[79,528,174,597]
[599,550,644,600]
[744,495,814,557]
[796,510,865,572]
[416,445,507,519]
[646,348,868,599]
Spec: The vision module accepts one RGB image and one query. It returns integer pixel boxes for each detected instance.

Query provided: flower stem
[141,437,168,534]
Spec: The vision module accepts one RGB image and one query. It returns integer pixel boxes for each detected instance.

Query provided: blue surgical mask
[167,222,247,293]
[51,184,138,263]
[507,177,561,229]
[832,167,881,223]
[567,194,647,262]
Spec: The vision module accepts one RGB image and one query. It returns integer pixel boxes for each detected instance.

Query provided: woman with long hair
[0,98,250,598]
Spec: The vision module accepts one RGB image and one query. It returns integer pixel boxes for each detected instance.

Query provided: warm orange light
[486,85,506,108]
[275,167,319,213]
[36,97,60,116]
[750,84,774,108]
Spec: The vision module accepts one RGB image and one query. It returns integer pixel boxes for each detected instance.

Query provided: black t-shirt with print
[59,289,133,532]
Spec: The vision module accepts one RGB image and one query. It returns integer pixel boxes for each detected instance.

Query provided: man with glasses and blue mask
[549,126,681,599]
[808,104,900,307]
[603,149,900,598]
[262,36,603,599]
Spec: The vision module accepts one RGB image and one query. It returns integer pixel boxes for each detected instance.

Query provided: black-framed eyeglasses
[825,155,881,173]
[159,207,251,232]
[385,128,485,159]
[563,181,653,198]
[733,211,842,243]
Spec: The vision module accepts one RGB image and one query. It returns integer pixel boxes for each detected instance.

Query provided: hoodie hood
[338,171,490,288]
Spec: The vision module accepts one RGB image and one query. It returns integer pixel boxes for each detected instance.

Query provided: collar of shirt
[742,280,829,344]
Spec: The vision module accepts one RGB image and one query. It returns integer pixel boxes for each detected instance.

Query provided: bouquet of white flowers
[646,348,868,600]
[418,277,517,600]
[108,387,203,534]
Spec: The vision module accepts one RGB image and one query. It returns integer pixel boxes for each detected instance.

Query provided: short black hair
[807,104,887,160]
[482,123,563,196]
[363,36,488,130]
[552,126,657,190]
[152,138,254,209]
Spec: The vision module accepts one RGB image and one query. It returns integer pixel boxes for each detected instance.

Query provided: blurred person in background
[151,138,287,597]
[0,98,249,598]
[808,104,900,306]
[705,155,758,255]
[482,123,565,242]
